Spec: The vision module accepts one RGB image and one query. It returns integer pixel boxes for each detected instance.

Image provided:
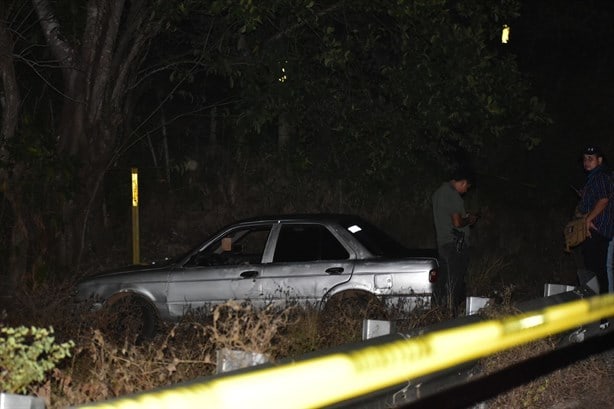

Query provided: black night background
[512,0,613,184]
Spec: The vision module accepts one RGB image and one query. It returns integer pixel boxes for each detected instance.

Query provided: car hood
[79,260,175,281]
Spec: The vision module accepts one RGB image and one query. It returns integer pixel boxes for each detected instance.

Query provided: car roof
[232,213,363,225]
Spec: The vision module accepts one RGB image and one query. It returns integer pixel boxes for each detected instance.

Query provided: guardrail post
[362,319,394,340]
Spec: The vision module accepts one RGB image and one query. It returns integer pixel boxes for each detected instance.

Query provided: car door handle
[240,270,259,279]
[325,267,344,275]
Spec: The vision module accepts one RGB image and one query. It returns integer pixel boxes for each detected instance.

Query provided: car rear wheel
[98,295,158,343]
[319,292,389,345]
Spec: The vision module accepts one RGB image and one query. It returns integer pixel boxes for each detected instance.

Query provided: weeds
[1,240,609,409]
[2,283,612,409]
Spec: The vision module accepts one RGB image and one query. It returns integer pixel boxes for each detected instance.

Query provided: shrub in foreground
[0,325,74,394]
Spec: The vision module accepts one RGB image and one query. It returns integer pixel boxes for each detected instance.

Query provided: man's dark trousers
[435,242,470,315]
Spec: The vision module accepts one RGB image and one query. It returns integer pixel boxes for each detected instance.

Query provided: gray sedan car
[76,214,439,339]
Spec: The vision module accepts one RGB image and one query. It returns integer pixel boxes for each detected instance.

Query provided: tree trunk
[0,20,20,142]
[30,0,163,271]
[0,14,26,296]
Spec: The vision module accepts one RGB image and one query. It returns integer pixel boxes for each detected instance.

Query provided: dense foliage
[151,0,548,183]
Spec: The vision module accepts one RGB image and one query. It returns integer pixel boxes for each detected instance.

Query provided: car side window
[189,226,271,266]
[273,224,349,262]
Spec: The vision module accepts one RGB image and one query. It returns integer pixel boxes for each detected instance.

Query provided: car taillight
[429,268,438,283]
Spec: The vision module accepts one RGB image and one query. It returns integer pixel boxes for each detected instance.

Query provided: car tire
[99,295,158,344]
[319,292,388,345]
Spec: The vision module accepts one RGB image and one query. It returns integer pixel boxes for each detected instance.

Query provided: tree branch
[88,0,126,124]
[111,1,166,110]
[31,0,79,76]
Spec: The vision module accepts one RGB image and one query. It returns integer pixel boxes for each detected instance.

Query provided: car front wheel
[98,295,158,343]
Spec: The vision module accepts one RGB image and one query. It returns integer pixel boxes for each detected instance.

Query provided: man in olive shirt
[432,169,478,315]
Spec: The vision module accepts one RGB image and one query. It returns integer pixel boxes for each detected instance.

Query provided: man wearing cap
[578,145,614,298]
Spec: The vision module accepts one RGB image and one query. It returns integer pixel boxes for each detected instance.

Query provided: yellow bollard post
[501,24,510,44]
[131,168,140,264]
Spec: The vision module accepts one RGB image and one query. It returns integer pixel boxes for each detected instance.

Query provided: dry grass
[3,294,359,408]
[16,301,299,408]
[467,254,513,297]
[3,279,612,408]
[481,339,613,408]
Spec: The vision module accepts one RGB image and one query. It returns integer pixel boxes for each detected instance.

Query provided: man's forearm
[587,198,609,224]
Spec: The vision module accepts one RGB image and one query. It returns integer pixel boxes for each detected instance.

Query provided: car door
[260,222,355,306]
[166,224,273,317]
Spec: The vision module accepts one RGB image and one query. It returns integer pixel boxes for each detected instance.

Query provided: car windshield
[339,218,410,258]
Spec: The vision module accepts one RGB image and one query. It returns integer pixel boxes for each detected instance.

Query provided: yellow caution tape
[78,293,614,409]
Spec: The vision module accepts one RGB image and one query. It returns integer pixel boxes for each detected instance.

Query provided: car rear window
[340,219,409,258]
[274,224,349,262]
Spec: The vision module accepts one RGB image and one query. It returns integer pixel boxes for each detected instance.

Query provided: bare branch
[267,2,343,44]
[88,0,126,124]
[13,54,81,103]
[116,98,238,164]
[31,0,79,74]
[81,0,104,70]
[111,3,163,107]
